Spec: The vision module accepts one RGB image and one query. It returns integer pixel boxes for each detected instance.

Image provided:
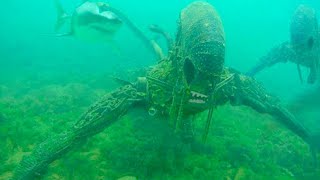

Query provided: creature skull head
[176,2,226,112]
[290,5,319,83]
[290,5,318,53]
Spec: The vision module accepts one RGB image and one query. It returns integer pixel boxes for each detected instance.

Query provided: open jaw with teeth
[189,91,208,104]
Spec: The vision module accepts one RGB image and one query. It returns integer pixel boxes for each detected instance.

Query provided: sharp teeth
[200,94,207,98]
[190,91,208,98]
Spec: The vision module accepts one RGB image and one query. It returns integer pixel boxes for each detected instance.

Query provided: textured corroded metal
[13,2,316,179]
[247,4,320,84]
[290,5,320,83]
[13,85,144,180]
[290,5,319,53]
[177,1,225,77]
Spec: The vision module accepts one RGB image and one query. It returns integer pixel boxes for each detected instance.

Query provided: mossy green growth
[0,73,319,179]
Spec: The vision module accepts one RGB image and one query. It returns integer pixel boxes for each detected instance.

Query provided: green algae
[0,73,319,180]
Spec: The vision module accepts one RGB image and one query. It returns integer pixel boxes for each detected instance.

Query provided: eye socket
[184,58,195,85]
[308,37,314,49]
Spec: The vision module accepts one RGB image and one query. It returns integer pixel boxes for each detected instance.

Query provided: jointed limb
[246,42,295,76]
[13,85,144,180]
[218,69,311,144]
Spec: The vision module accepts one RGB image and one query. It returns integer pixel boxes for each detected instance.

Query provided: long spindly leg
[297,64,304,83]
[234,74,311,143]
[177,115,214,154]
[246,42,294,76]
[217,70,314,148]
[230,74,320,165]
[13,85,143,180]
[307,60,318,84]
[202,106,214,143]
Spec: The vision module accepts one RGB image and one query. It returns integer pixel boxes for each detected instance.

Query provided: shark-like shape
[55,0,123,42]
[54,0,163,59]
[247,5,320,84]
[12,2,320,179]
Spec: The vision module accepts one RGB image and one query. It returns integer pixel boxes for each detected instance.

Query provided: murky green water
[0,0,319,179]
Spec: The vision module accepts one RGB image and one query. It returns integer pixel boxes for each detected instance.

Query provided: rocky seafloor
[0,70,319,180]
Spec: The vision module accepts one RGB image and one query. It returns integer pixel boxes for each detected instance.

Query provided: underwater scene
[1,0,320,179]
